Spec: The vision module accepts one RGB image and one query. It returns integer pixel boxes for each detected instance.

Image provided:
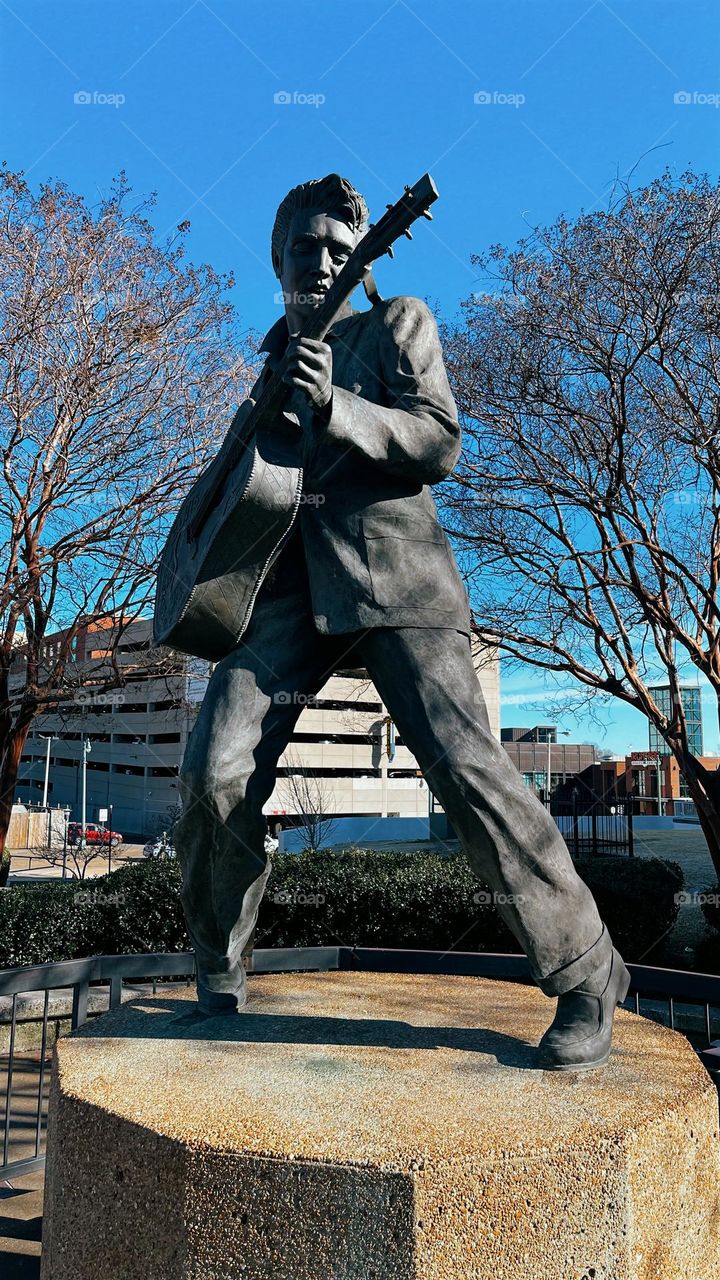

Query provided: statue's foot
[194,971,247,1016]
[537,947,631,1071]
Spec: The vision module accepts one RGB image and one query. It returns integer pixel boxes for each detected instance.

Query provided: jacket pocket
[361,514,459,611]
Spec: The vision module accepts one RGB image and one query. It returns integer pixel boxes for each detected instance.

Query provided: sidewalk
[6,848,145,884]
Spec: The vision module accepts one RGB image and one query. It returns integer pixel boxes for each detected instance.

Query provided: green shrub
[0,852,10,888]
[0,859,188,968]
[260,849,682,962]
[0,849,682,969]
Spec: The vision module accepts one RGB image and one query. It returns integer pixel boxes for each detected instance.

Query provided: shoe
[195,970,246,1016]
[537,947,631,1071]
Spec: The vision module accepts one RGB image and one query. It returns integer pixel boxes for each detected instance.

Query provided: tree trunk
[0,723,31,858]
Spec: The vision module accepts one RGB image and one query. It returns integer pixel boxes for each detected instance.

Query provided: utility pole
[39,733,56,850]
[545,729,571,804]
[79,737,91,856]
[39,734,56,808]
[378,710,395,819]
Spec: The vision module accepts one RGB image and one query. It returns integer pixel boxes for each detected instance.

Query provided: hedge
[0,848,682,970]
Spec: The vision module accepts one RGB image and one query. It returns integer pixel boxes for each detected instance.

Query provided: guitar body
[153,409,303,661]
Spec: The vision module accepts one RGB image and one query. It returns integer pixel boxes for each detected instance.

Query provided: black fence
[2,945,719,1180]
[549,796,634,857]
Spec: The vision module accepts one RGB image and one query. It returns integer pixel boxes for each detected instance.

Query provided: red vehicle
[67,822,123,848]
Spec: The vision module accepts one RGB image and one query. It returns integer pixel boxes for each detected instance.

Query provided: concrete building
[648,684,704,758]
[13,617,201,839]
[14,617,500,840]
[500,726,600,800]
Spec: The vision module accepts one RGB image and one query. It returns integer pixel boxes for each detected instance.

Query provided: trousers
[174,554,613,1004]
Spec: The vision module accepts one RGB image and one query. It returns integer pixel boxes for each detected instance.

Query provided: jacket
[251,294,472,637]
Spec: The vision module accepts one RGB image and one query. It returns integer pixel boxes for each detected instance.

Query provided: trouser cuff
[532,922,613,997]
[196,964,247,1012]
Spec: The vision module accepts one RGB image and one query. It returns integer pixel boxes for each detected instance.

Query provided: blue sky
[1,0,719,754]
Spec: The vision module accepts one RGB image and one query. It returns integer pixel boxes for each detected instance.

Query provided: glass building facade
[648,685,704,757]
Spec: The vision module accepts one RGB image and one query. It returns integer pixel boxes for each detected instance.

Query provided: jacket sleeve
[317,296,462,485]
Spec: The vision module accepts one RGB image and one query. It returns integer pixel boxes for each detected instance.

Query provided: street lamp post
[380,712,394,820]
[79,737,92,856]
[546,729,571,805]
[39,733,56,850]
[61,808,69,880]
[39,734,56,808]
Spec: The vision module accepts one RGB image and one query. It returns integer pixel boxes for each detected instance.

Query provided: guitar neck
[189,257,370,537]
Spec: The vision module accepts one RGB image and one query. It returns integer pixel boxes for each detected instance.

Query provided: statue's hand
[283,337,333,419]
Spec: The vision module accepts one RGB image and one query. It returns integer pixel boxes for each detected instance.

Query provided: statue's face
[279,208,358,330]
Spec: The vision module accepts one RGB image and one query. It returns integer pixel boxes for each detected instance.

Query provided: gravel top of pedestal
[54,970,713,1173]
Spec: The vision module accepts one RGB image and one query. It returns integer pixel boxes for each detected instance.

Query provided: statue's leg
[173,582,342,1014]
[356,625,618,1000]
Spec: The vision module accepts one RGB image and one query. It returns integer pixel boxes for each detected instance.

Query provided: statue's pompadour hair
[271,174,369,278]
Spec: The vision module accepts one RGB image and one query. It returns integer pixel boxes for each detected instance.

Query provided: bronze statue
[158,173,631,1069]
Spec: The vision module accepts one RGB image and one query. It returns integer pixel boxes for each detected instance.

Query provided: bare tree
[440,167,720,870]
[278,748,339,852]
[0,165,254,854]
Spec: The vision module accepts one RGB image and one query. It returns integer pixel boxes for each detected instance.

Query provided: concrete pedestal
[40,971,720,1279]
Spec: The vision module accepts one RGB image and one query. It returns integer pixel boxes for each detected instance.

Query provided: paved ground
[620,826,718,967]
[0,1053,48,1279]
[0,1171,42,1280]
[7,846,145,883]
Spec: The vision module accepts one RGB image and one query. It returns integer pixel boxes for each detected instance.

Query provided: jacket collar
[259,299,362,362]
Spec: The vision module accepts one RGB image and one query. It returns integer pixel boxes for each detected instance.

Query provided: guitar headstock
[355,173,439,266]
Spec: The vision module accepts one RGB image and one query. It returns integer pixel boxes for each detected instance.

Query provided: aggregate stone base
[40,971,720,1279]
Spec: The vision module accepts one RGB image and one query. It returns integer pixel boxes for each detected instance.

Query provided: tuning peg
[404,185,411,193]
[404,229,413,240]
[422,210,433,220]
[386,245,395,259]
[386,203,394,210]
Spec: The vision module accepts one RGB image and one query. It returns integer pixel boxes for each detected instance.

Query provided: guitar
[152,173,439,662]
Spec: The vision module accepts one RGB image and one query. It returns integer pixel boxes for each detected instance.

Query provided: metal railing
[548,797,635,857]
[2,946,720,1180]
